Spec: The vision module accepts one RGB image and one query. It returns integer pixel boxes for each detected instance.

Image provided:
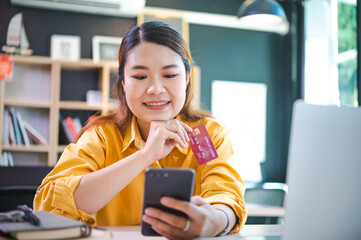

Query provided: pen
[17,205,41,226]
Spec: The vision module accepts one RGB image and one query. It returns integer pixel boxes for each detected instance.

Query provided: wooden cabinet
[0,55,200,167]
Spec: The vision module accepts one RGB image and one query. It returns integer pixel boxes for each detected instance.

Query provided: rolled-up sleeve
[200,124,247,233]
[33,126,106,225]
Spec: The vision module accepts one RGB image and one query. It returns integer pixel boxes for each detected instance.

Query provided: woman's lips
[143,101,170,110]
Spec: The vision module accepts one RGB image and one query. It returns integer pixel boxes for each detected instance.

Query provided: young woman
[34,21,247,239]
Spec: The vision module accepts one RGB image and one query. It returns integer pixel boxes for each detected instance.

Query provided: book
[7,151,14,167]
[61,119,74,143]
[23,120,48,145]
[65,116,78,139]
[16,111,31,147]
[7,110,16,145]
[9,107,23,145]
[0,211,91,240]
[72,117,83,134]
[1,152,8,167]
[2,108,9,145]
[58,115,70,145]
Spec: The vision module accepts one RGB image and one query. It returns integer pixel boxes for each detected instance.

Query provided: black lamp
[237,0,289,35]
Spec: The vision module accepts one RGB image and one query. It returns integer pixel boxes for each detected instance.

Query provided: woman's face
[123,41,189,129]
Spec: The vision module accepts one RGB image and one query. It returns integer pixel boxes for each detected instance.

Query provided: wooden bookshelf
[0,55,201,167]
[0,56,118,166]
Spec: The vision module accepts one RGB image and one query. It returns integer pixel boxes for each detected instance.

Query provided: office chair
[245,182,288,224]
[0,166,53,212]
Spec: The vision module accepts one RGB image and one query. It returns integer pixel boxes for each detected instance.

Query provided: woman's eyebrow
[131,64,180,70]
[162,64,179,70]
[131,65,148,70]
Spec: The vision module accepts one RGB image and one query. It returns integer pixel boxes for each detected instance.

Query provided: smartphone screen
[141,168,195,236]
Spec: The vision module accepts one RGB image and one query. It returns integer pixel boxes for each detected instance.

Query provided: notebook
[283,100,361,240]
[0,211,91,240]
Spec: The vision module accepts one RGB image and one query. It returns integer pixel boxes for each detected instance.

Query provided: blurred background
[0,0,359,185]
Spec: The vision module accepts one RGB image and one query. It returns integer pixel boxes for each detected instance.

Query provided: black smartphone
[141,168,195,236]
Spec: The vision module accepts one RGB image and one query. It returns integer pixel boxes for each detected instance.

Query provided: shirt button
[135,140,144,149]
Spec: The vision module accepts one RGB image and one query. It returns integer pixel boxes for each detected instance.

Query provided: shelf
[4,100,51,108]
[13,55,117,69]
[57,145,67,152]
[2,145,50,153]
[59,101,102,110]
[60,59,118,70]
[13,55,52,65]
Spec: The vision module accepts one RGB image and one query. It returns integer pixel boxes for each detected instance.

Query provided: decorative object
[92,36,122,62]
[138,11,189,44]
[2,13,33,55]
[86,90,102,105]
[0,54,13,81]
[51,35,80,61]
[237,0,289,35]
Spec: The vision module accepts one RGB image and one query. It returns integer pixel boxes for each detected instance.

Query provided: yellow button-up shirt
[34,116,247,233]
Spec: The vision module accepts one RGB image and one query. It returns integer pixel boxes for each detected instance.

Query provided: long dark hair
[78,21,209,140]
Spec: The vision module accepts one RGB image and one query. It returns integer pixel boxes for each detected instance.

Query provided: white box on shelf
[86,90,102,105]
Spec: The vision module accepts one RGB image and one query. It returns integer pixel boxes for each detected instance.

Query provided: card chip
[194,128,200,135]
[187,123,218,165]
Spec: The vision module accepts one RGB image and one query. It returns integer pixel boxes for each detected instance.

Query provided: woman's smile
[143,101,171,110]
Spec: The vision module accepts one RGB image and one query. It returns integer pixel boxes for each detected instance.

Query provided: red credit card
[188,123,218,165]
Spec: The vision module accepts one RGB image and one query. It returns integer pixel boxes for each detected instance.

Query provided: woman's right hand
[140,119,193,162]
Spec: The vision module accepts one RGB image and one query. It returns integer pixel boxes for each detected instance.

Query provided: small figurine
[2,13,33,55]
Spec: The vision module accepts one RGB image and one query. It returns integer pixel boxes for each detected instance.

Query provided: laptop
[283,100,361,240]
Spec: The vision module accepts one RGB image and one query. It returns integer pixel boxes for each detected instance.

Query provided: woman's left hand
[142,196,229,239]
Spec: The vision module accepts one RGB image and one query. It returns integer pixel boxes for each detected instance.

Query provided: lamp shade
[237,0,289,35]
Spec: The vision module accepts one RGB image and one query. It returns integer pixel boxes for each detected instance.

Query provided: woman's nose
[147,78,165,95]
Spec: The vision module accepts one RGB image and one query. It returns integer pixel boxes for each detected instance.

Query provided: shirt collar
[121,116,144,153]
[121,115,189,155]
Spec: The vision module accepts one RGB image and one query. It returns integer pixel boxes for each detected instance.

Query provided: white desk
[104,224,283,240]
[247,204,285,217]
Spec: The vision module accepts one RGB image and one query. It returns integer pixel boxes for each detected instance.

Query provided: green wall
[189,24,292,182]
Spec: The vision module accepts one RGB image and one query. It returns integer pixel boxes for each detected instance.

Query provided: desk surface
[247,204,285,217]
[104,224,283,240]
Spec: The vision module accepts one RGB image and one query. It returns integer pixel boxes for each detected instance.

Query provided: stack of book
[2,107,48,147]
[59,115,83,144]
[0,151,14,167]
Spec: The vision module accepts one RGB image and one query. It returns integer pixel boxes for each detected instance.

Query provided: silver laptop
[283,100,361,240]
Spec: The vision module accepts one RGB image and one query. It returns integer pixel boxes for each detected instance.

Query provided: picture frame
[92,35,122,62]
[137,10,189,44]
[51,35,80,61]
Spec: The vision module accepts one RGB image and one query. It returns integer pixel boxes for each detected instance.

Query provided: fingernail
[142,215,148,222]
[145,208,155,215]
[161,197,170,205]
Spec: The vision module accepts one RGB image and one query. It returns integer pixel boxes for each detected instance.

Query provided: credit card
[188,123,218,165]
